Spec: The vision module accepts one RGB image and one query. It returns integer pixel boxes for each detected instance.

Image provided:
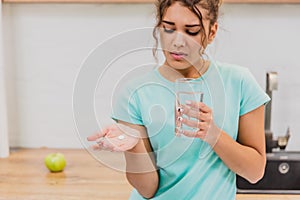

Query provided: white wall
[0,0,9,157]
[2,3,300,150]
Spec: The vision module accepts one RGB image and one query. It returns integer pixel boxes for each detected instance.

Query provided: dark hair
[152,0,222,58]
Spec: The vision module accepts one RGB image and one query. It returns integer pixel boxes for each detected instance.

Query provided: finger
[94,138,118,151]
[185,100,201,110]
[198,112,211,122]
[182,109,205,120]
[106,129,120,138]
[181,104,199,118]
[180,117,197,128]
[181,118,206,130]
[106,123,134,138]
[101,139,116,150]
[181,129,198,138]
[182,129,206,139]
[181,104,211,122]
[87,133,100,141]
[195,130,206,139]
[198,102,211,113]
[87,132,105,141]
[91,144,103,150]
[179,106,208,122]
[87,127,111,141]
[186,101,211,113]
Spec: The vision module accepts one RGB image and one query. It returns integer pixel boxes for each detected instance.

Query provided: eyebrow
[162,20,175,25]
[162,20,200,27]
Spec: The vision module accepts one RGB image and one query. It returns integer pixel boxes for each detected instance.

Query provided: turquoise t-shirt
[111,60,270,200]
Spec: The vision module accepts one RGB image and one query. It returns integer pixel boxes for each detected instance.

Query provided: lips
[170,52,187,60]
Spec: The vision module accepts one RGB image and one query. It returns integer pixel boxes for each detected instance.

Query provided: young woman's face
[160,2,216,71]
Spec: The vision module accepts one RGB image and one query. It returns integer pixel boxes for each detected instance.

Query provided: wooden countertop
[237,194,300,200]
[0,148,299,200]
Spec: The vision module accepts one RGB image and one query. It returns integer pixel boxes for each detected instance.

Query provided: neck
[158,60,210,82]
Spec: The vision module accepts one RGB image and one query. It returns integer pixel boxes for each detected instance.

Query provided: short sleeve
[111,84,144,125]
[239,69,271,116]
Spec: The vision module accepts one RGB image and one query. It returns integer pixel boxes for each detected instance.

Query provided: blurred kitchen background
[1,2,299,152]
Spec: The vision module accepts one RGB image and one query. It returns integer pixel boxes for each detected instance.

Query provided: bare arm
[213,105,266,183]
[180,101,266,183]
[118,121,159,198]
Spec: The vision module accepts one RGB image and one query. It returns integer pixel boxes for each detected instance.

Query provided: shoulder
[212,61,255,85]
[214,61,251,77]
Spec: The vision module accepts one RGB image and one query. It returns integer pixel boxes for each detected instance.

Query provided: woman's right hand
[87,123,140,152]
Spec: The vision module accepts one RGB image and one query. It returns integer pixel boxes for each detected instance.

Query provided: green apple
[44,153,66,172]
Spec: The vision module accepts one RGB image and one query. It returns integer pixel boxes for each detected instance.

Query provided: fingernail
[177,107,184,112]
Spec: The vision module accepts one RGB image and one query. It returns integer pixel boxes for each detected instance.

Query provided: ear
[208,22,218,44]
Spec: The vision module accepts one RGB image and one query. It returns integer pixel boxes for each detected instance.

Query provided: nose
[173,32,185,48]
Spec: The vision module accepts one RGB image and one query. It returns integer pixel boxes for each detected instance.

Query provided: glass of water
[175,78,204,136]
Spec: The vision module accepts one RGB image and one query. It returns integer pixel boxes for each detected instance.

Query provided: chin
[165,59,192,70]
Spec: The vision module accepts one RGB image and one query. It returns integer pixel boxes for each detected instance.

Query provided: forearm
[124,139,159,198]
[213,130,266,183]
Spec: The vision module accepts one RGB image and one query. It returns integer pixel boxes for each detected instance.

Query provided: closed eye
[163,25,175,34]
[186,30,200,36]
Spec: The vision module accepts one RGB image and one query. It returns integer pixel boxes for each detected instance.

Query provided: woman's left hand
[179,101,221,147]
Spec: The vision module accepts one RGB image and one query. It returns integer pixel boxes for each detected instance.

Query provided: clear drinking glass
[175,78,204,136]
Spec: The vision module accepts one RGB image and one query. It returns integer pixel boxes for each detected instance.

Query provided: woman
[88,0,270,199]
